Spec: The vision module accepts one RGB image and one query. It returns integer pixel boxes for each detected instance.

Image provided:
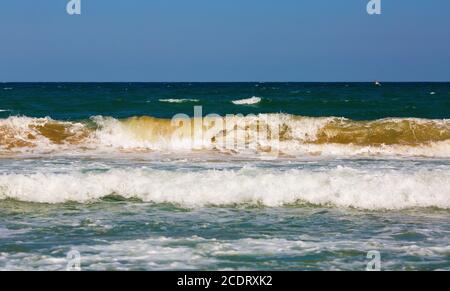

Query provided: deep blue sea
[2,82,450,120]
[0,83,449,270]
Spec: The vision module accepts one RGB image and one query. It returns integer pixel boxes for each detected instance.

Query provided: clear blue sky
[1,0,449,82]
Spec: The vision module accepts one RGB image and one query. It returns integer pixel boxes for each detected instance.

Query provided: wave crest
[1,114,450,157]
[0,116,90,150]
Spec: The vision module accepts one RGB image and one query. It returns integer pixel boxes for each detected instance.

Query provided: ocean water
[0,82,449,271]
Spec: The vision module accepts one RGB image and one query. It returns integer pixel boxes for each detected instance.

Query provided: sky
[0,0,449,82]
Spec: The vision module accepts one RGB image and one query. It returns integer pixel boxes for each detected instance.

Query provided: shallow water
[1,199,449,271]
[0,154,448,270]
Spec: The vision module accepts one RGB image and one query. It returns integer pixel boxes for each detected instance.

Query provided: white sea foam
[1,235,448,270]
[0,227,30,238]
[158,99,199,103]
[0,167,449,209]
[232,96,261,105]
[0,110,10,112]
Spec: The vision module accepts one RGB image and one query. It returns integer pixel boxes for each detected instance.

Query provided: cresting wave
[0,167,449,209]
[232,96,262,105]
[1,114,450,157]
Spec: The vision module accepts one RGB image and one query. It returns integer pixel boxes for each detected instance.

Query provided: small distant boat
[374,81,381,86]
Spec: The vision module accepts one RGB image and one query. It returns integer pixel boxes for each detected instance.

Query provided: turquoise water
[0,83,449,270]
[2,82,450,120]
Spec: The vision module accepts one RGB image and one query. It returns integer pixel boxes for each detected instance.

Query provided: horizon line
[2,81,450,83]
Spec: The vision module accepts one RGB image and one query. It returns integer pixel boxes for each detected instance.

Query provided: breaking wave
[0,167,449,209]
[1,114,450,157]
[232,96,262,105]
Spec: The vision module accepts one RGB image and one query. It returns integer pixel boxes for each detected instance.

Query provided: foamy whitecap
[158,99,199,103]
[232,96,261,105]
[1,167,449,209]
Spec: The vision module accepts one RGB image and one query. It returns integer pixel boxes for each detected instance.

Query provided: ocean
[0,82,449,270]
